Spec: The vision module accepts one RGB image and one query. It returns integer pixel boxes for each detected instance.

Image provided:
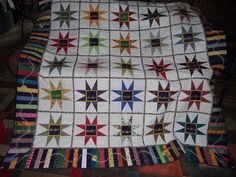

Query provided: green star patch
[120,12,129,22]
[51,90,62,100]
[120,40,130,48]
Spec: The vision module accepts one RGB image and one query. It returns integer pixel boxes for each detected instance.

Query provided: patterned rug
[1,0,234,169]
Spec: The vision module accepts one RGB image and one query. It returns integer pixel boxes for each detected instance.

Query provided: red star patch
[181,81,211,110]
[76,116,106,145]
[146,58,172,79]
[112,5,136,28]
[50,32,76,54]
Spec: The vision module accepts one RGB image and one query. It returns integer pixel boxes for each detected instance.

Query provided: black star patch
[179,55,208,75]
[141,8,167,27]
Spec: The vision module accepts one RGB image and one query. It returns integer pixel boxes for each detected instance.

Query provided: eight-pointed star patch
[113,58,140,76]
[174,26,202,51]
[41,80,71,110]
[112,5,136,28]
[146,58,172,79]
[173,6,196,22]
[52,3,78,28]
[76,80,107,111]
[50,32,76,54]
[43,56,71,75]
[112,116,141,145]
[146,116,171,143]
[76,116,106,146]
[181,81,211,110]
[148,82,178,112]
[178,55,208,76]
[82,4,107,27]
[78,58,106,75]
[112,81,143,111]
[38,115,71,146]
[81,31,107,54]
[113,33,137,55]
[141,8,167,27]
[143,31,168,55]
[176,114,206,143]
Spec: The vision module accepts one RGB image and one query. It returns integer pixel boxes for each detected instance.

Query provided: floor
[0,24,236,177]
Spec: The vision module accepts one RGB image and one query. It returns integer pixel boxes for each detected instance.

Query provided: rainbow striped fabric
[1,0,233,169]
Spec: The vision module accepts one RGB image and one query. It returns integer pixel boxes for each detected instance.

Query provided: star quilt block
[174,113,210,146]
[74,79,109,113]
[146,80,180,114]
[168,3,201,25]
[144,113,175,145]
[38,78,73,112]
[110,79,145,113]
[73,114,108,148]
[178,79,212,113]
[139,6,169,29]
[51,2,79,30]
[34,112,73,148]
[140,28,172,57]
[111,56,144,78]
[176,53,212,79]
[47,30,78,55]
[40,52,76,77]
[110,114,143,147]
[75,56,109,77]
[172,24,206,54]
[110,3,138,30]
[80,3,108,29]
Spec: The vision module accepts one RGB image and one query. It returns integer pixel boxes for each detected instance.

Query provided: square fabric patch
[35,0,212,149]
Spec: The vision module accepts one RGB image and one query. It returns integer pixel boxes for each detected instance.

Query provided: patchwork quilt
[2,0,233,169]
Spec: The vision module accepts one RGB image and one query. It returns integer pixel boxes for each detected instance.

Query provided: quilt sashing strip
[1,0,233,169]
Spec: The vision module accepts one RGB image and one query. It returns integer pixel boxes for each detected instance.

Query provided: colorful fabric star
[173,6,196,22]
[141,8,166,27]
[181,81,211,110]
[112,81,143,111]
[82,4,107,27]
[76,116,106,146]
[148,82,178,111]
[178,55,208,75]
[41,80,71,109]
[38,115,70,146]
[146,58,172,79]
[43,56,71,75]
[50,32,76,54]
[113,33,137,55]
[113,58,139,76]
[76,80,107,111]
[78,58,106,75]
[112,5,136,28]
[81,31,106,54]
[52,3,77,28]
[146,117,171,143]
[143,31,168,55]
[112,116,141,145]
[176,115,206,143]
[174,26,202,51]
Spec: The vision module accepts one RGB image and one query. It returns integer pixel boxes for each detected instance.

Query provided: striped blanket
[2,0,233,169]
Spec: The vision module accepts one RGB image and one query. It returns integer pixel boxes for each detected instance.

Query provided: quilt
[1,0,234,169]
